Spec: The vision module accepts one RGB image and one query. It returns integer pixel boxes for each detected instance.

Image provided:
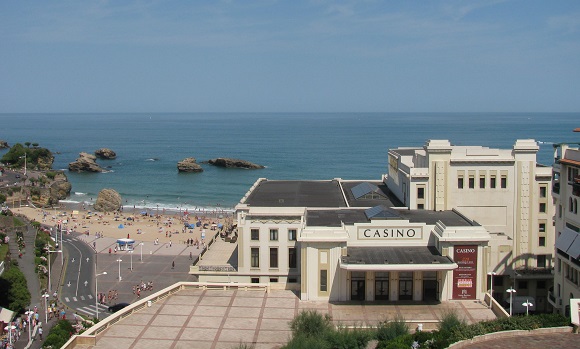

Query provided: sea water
[0,113,577,211]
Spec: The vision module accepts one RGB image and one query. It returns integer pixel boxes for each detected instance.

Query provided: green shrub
[378,334,413,349]
[282,333,330,349]
[0,193,6,204]
[46,172,57,180]
[42,320,75,348]
[324,326,373,349]
[375,316,409,342]
[290,310,333,338]
[0,265,31,314]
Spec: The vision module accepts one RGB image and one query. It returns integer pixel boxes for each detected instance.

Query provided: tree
[0,266,31,314]
[32,143,39,148]
[24,142,31,148]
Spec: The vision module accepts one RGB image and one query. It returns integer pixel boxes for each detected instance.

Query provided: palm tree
[24,142,31,148]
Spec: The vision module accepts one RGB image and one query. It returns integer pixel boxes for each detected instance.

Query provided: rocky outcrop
[0,140,9,149]
[68,152,106,173]
[207,158,265,169]
[177,157,203,172]
[95,148,117,159]
[94,188,122,212]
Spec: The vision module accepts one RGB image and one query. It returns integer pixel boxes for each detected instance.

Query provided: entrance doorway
[351,272,365,301]
[399,280,413,300]
[423,271,438,301]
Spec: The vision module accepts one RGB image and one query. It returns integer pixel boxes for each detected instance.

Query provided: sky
[1,0,579,113]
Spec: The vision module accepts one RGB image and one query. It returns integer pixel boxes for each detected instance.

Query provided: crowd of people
[132,280,153,298]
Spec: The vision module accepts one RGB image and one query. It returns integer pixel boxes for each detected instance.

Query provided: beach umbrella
[118,224,124,229]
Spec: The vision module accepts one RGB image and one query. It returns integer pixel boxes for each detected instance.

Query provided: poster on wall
[452,245,478,300]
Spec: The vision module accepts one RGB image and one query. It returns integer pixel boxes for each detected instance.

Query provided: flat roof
[341,246,454,266]
[244,180,346,207]
[341,181,403,208]
[306,208,476,227]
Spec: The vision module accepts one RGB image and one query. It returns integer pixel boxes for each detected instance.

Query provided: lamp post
[129,250,133,271]
[42,293,50,323]
[487,271,497,309]
[117,259,123,281]
[507,287,517,316]
[4,325,16,347]
[47,249,62,294]
[95,272,107,320]
[25,309,33,341]
[19,153,27,176]
[522,299,534,316]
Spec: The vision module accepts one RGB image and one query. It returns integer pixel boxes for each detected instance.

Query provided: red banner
[452,245,478,300]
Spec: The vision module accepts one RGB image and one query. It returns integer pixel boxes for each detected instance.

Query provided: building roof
[341,246,455,268]
[243,180,347,207]
[341,181,403,208]
[306,208,476,227]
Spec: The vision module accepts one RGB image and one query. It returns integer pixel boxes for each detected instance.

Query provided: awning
[555,228,579,254]
[0,307,14,324]
[340,246,457,271]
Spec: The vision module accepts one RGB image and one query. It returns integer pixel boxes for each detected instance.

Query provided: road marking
[73,297,77,301]
[87,295,93,299]
[77,308,95,316]
[65,297,70,302]
[80,296,85,301]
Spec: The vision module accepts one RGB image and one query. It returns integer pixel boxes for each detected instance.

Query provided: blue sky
[1,0,579,113]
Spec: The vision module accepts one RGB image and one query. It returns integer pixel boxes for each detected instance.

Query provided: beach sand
[14,205,233,246]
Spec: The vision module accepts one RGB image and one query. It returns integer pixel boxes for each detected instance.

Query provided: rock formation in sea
[94,188,122,212]
[0,140,9,149]
[68,152,106,173]
[207,158,265,169]
[95,148,117,159]
[177,157,204,172]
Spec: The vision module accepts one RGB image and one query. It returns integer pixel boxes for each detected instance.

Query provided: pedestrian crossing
[75,303,109,317]
[64,294,93,302]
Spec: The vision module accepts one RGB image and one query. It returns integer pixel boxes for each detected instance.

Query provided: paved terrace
[70,286,495,349]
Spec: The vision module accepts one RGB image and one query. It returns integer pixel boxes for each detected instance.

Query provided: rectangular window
[559,205,563,218]
[490,175,497,188]
[540,186,547,198]
[251,248,259,268]
[288,229,297,241]
[458,176,464,189]
[539,236,546,246]
[320,270,328,292]
[539,223,546,232]
[251,229,259,241]
[518,280,528,289]
[288,277,297,283]
[537,255,547,268]
[288,247,297,269]
[539,203,546,213]
[479,176,486,188]
[537,280,546,289]
[468,176,475,189]
[417,187,425,199]
[251,277,259,284]
[417,204,424,209]
[501,175,507,188]
[270,247,278,268]
[269,229,278,241]
[270,278,278,283]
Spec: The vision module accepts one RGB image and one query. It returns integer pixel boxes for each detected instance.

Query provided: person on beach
[172,261,175,269]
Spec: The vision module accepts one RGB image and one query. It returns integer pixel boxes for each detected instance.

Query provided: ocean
[0,113,577,211]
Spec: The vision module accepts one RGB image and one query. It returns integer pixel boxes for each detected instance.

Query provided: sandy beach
[14,205,233,247]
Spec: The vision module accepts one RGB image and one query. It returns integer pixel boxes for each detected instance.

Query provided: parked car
[108,302,130,313]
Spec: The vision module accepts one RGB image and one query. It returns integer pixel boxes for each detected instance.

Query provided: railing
[60,281,270,349]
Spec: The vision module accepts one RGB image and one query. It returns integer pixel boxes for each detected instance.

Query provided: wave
[145,158,159,161]
[74,192,88,196]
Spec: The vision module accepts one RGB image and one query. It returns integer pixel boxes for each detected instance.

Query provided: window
[479,176,486,188]
[559,204,563,218]
[539,203,546,213]
[458,176,464,189]
[537,280,546,289]
[251,229,259,241]
[270,278,278,283]
[320,270,328,292]
[289,247,297,269]
[288,277,297,283]
[270,248,278,268]
[537,255,547,268]
[251,248,259,268]
[539,223,546,232]
[417,187,425,199]
[540,186,547,198]
[495,276,504,287]
[490,175,497,188]
[288,229,297,241]
[269,229,278,241]
[501,175,507,188]
[539,236,546,247]
[251,278,259,284]
[518,280,528,289]
[417,204,424,209]
[468,176,475,189]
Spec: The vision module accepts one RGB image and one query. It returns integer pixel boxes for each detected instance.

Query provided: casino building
[194,139,553,306]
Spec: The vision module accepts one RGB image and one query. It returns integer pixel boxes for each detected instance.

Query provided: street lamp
[95,272,107,320]
[506,287,517,316]
[4,325,16,347]
[47,249,62,294]
[522,299,534,316]
[25,309,33,342]
[117,259,123,281]
[129,250,133,271]
[139,242,144,262]
[19,153,27,176]
[487,271,497,309]
[42,293,50,324]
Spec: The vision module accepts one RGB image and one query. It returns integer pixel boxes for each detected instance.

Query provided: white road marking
[65,297,70,302]
[73,297,77,301]
[80,296,85,300]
